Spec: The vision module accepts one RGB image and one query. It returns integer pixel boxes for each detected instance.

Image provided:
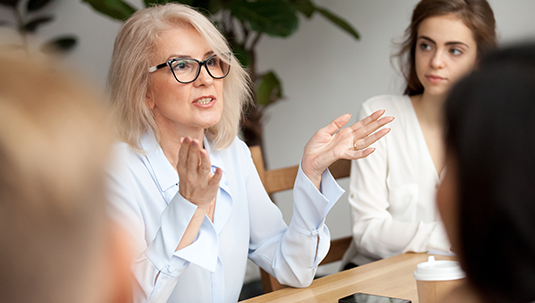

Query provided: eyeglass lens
[170,55,230,83]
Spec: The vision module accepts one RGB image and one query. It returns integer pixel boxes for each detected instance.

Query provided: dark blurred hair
[396,0,497,96]
[444,43,535,303]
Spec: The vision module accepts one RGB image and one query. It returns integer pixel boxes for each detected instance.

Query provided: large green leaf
[143,0,221,15]
[144,0,175,6]
[27,0,52,12]
[232,44,250,69]
[289,0,314,18]
[256,71,283,106]
[191,0,222,15]
[24,16,53,32]
[231,0,298,38]
[315,6,359,40]
[82,0,137,21]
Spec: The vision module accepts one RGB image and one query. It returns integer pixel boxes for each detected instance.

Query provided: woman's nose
[430,51,445,69]
[194,66,214,86]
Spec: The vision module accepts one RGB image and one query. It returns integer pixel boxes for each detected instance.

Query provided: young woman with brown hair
[344,0,497,268]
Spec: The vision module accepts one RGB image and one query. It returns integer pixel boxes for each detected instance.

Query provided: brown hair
[396,0,497,96]
[0,52,115,303]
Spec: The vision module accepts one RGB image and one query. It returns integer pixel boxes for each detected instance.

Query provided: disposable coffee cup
[413,256,466,303]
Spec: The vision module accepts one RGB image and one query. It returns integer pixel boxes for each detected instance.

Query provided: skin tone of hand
[302,110,394,190]
[175,136,222,251]
[174,110,393,251]
[177,136,222,210]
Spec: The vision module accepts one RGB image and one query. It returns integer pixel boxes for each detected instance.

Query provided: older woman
[106,3,392,303]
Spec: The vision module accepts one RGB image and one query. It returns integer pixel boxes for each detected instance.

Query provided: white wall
[257,0,535,266]
[3,0,534,278]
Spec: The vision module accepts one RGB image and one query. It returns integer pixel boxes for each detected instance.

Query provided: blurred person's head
[396,0,497,96]
[0,53,131,303]
[107,3,250,151]
[438,43,535,303]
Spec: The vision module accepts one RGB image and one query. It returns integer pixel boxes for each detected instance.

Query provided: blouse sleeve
[106,146,219,303]
[245,148,344,287]
[348,102,450,261]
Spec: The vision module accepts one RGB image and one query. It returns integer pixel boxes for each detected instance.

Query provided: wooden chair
[249,145,353,293]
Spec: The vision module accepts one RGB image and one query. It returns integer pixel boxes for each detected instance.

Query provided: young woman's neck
[412,91,446,126]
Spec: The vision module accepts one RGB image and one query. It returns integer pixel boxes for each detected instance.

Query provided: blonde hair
[108,3,251,151]
[0,52,114,303]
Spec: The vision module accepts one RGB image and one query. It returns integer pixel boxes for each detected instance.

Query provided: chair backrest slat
[249,145,353,294]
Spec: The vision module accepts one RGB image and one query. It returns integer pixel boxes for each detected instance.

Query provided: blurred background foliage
[0,0,77,54]
[82,0,360,149]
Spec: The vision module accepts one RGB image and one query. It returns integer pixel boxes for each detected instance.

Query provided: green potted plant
[0,0,77,53]
[82,0,359,149]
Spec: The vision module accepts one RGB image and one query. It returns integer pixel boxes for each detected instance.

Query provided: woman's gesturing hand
[302,110,393,189]
[177,137,222,211]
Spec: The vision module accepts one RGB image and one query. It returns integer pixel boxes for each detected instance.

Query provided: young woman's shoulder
[358,95,415,130]
[360,94,411,114]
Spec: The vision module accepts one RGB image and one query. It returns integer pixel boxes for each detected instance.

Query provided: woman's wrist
[301,160,323,191]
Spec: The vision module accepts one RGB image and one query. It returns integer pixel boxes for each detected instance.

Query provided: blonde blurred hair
[0,52,114,303]
[108,3,251,151]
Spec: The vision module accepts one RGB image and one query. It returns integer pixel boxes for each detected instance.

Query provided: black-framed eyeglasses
[148,53,231,84]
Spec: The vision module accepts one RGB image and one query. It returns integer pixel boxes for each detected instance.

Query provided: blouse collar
[139,131,227,194]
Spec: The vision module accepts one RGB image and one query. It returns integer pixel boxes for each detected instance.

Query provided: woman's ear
[145,92,155,110]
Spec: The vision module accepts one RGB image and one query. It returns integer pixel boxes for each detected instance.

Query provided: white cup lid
[413,256,466,281]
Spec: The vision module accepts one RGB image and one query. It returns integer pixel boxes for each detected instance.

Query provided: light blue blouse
[106,132,344,303]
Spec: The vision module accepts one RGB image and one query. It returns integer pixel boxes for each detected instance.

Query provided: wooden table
[241,253,455,303]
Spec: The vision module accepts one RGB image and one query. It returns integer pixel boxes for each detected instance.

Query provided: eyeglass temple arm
[148,62,168,73]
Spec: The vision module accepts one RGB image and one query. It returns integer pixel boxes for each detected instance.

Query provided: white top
[106,131,344,303]
[343,95,450,266]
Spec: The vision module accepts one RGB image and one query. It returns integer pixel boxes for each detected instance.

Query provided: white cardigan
[343,95,451,266]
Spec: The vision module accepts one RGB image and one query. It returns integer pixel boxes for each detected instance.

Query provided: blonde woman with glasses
[106,3,392,303]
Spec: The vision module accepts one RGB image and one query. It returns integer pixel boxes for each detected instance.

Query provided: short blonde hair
[0,52,114,303]
[108,3,251,151]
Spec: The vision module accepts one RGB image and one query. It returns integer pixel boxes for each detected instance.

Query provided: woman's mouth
[426,75,446,83]
[195,97,213,105]
[193,96,216,108]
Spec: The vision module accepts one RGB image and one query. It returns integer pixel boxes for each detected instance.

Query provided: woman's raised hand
[177,137,222,210]
[301,110,393,189]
